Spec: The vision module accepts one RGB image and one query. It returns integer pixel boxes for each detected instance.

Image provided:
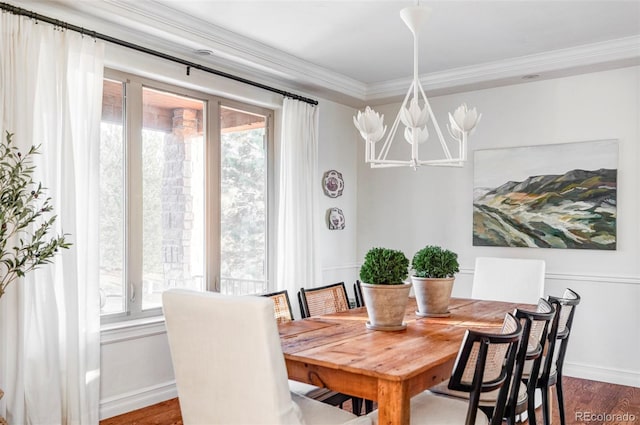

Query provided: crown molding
[94,0,368,101]
[367,35,640,102]
[9,1,640,106]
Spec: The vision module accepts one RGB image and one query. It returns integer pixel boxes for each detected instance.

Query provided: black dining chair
[297,282,372,415]
[431,298,555,425]
[368,313,523,424]
[261,289,295,323]
[298,282,351,318]
[506,298,556,424]
[353,280,365,308]
[522,288,581,425]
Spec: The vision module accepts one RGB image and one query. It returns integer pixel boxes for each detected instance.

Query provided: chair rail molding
[458,268,640,286]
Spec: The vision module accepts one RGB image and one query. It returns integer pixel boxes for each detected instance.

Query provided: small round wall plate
[322,170,344,198]
[326,207,345,230]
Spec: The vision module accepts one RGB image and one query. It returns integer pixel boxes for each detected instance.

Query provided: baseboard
[99,380,177,420]
[564,362,640,388]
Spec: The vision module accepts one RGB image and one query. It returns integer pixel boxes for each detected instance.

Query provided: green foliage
[0,131,71,299]
[359,247,409,285]
[411,245,459,278]
[220,128,266,281]
[99,123,124,270]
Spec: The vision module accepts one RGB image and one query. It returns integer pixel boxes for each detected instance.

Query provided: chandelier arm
[370,162,413,168]
[370,159,465,168]
[365,138,370,162]
[376,76,418,162]
[462,132,468,161]
[422,161,464,167]
[376,82,413,162]
[377,114,399,161]
[417,81,456,161]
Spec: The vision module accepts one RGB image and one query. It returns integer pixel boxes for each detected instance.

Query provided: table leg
[377,380,410,425]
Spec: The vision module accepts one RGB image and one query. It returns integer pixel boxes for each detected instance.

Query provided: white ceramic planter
[360,282,411,331]
[411,276,455,317]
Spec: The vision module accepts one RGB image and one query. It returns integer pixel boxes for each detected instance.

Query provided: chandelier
[353,5,481,169]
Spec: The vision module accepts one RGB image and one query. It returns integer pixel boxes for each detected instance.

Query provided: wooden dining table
[278,297,532,425]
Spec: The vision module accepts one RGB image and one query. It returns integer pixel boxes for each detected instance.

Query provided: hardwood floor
[100,377,639,425]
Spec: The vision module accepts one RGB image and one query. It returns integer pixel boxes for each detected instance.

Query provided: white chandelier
[353,5,481,169]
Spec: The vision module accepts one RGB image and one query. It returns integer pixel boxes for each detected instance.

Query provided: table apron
[285,359,378,400]
[285,357,455,399]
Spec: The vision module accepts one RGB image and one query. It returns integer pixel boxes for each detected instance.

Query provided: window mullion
[206,100,221,292]
[127,81,144,317]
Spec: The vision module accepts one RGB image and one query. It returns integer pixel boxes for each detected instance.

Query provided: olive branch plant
[0,131,71,299]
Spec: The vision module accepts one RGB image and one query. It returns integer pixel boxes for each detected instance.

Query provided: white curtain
[276,98,320,319]
[0,13,103,425]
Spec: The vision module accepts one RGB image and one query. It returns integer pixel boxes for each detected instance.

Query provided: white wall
[357,66,640,387]
[316,99,360,299]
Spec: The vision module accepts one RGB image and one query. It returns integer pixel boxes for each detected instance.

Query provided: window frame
[100,68,274,324]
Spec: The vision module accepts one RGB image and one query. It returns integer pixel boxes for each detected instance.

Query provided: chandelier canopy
[353,5,481,169]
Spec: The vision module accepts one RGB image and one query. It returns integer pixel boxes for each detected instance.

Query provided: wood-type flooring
[100,377,640,425]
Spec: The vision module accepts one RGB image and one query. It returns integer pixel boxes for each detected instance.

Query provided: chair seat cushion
[521,357,557,380]
[289,380,353,405]
[289,380,323,396]
[367,391,488,425]
[429,379,528,407]
[291,392,371,425]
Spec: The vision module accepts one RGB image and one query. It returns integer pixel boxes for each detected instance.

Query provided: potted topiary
[359,247,410,331]
[411,245,459,317]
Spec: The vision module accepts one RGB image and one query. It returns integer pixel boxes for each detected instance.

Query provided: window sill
[100,316,167,345]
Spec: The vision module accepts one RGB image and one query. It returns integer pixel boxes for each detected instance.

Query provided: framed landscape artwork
[473,140,618,250]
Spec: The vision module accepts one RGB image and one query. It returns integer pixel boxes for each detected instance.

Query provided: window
[219,106,270,295]
[99,71,273,322]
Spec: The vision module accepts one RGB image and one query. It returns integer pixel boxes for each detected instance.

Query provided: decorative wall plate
[322,170,344,198]
[326,207,345,230]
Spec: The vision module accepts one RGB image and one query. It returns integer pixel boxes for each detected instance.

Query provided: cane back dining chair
[509,298,556,425]
[298,282,372,415]
[163,289,371,425]
[354,280,365,308]
[367,312,523,425]
[298,282,351,318]
[429,298,554,425]
[522,288,581,425]
[262,289,295,324]
[261,290,355,409]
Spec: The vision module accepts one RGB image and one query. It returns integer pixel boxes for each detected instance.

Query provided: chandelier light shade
[354,5,481,169]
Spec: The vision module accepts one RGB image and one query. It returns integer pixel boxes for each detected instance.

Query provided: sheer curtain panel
[0,13,103,425]
[276,98,320,319]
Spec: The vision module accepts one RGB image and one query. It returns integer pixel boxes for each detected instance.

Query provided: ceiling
[10,0,640,105]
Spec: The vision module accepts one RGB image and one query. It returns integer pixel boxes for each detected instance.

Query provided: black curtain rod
[0,2,319,106]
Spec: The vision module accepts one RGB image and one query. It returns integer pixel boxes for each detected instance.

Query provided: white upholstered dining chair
[471,257,545,304]
[163,289,371,425]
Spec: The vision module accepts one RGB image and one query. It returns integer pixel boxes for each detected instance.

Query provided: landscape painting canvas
[473,140,617,250]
